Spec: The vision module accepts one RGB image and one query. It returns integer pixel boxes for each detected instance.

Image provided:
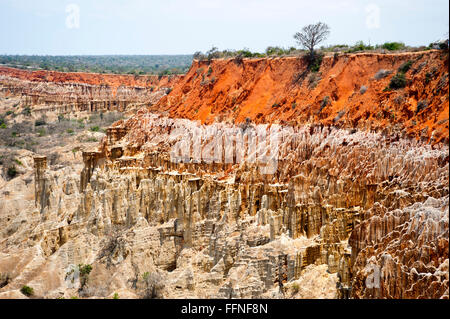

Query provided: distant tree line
[192,40,445,62]
[1,25,446,75]
[193,20,447,62]
[0,55,192,75]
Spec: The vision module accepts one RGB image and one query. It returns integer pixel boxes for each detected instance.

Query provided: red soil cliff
[154,50,449,144]
[0,66,182,93]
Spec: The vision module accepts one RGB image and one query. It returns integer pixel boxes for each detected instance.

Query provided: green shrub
[265,46,296,56]
[319,96,330,112]
[252,52,266,58]
[78,264,92,276]
[308,53,323,72]
[20,285,34,297]
[326,44,349,52]
[439,42,448,50]
[382,42,406,51]
[415,100,428,114]
[307,72,321,89]
[78,264,93,290]
[237,49,254,58]
[37,128,46,137]
[398,60,413,73]
[6,110,13,116]
[389,73,407,89]
[22,107,31,116]
[35,118,46,126]
[7,166,17,179]
[425,72,432,84]
[374,69,392,80]
[346,41,374,52]
[266,46,284,56]
[90,126,100,132]
[113,292,119,299]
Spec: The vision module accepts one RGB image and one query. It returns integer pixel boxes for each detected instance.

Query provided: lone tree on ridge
[294,22,330,61]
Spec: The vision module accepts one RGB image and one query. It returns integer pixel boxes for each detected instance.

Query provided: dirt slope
[154,50,448,144]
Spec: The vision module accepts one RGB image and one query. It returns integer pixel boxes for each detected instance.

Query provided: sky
[0,0,448,55]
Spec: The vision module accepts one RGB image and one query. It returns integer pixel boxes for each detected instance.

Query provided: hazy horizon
[0,54,194,57]
[1,0,449,55]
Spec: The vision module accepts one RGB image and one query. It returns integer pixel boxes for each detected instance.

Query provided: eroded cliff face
[0,66,181,115]
[0,51,448,299]
[91,112,448,299]
[0,66,180,91]
[155,50,449,144]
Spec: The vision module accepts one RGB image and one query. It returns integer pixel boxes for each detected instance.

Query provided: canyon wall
[0,51,448,299]
[0,66,182,114]
[155,50,449,144]
[90,110,448,298]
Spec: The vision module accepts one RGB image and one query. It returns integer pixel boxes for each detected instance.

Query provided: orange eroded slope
[153,50,449,143]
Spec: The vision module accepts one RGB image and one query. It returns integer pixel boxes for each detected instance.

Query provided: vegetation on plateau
[0,55,192,75]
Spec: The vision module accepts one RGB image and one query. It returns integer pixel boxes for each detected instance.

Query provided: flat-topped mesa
[33,155,48,211]
[80,150,104,191]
